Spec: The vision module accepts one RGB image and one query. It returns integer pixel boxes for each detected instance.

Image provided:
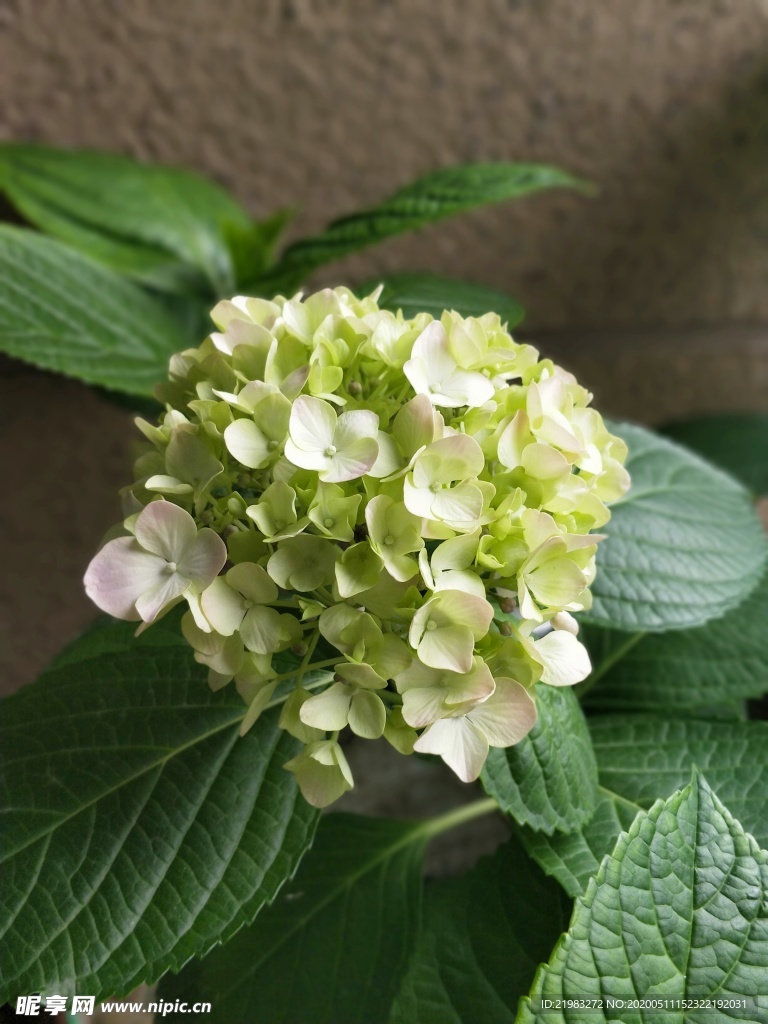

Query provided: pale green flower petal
[201,577,245,636]
[284,740,354,808]
[224,419,272,469]
[227,562,278,605]
[348,690,386,739]
[239,681,279,736]
[300,681,352,731]
[267,535,338,591]
[240,605,284,654]
[335,542,384,599]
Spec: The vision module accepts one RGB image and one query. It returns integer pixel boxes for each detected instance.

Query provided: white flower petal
[534,630,591,686]
[135,572,189,623]
[414,717,489,783]
[224,419,272,469]
[289,395,336,453]
[134,501,197,561]
[177,529,227,589]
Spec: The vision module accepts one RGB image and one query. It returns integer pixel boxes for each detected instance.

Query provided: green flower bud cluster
[84,285,630,806]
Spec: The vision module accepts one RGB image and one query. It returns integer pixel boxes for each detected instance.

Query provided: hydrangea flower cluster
[85,286,630,806]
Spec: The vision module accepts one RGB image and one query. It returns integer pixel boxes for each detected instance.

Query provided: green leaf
[518,788,641,899]
[370,272,524,327]
[257,163,586,293]
[161,815,426,1024]
[481,685,597,834]
[0,226,189,395]
[0,144,260,294]
[519,774,768,1023]
[523,715,768,898]
[0,616,317,1002]
[590,716,768,850]
[581,565,768,711]
[662,413,768,496]
[391,838,571,1024]
[585,422,766,631]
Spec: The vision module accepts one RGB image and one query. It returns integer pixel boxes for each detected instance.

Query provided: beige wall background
[1,0,768,691]
[3,0,768,330]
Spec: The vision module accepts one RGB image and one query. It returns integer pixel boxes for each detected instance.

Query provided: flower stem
[271,656,338,684]
[419,796,499,839]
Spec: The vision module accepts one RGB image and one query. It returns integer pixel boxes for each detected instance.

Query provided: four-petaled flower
[285,395,379,482]
[84,501,226,623]
[413,677,537,782]
[404,321,495,408]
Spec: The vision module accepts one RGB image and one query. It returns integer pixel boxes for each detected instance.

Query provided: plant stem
[271,656,338,684]
[420,796,499,839]
[576,630,644,697]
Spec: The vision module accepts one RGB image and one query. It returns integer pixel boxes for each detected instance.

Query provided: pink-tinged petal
[414,717,489,782]
[534,630,591,686]
[322,437,379,483]
[135,572,189,623]
[289,395,336,453]
[178,529,227,589]
[469,677,537,747]
[134,501,197,561]
[84,538,164,620]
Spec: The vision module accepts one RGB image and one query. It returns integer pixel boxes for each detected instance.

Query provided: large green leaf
[585,422,766,631]
[371,272,524,327]
[663,413,768,496]
[0,144,263,294]
[0,226,188,395]
[590,716,768,850]
[519,774,768,1023]
[0,616,317,1002]
[481,685,597,834]
[391,839,571,1024]
[256,163,585,293]
[581,566,768,711]
[161,815,426,1024]
[518,788,641,899]
[522,716,768,898]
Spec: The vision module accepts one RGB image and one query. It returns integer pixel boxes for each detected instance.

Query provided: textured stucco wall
[2,0,768,694]
[2,0,768,330]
